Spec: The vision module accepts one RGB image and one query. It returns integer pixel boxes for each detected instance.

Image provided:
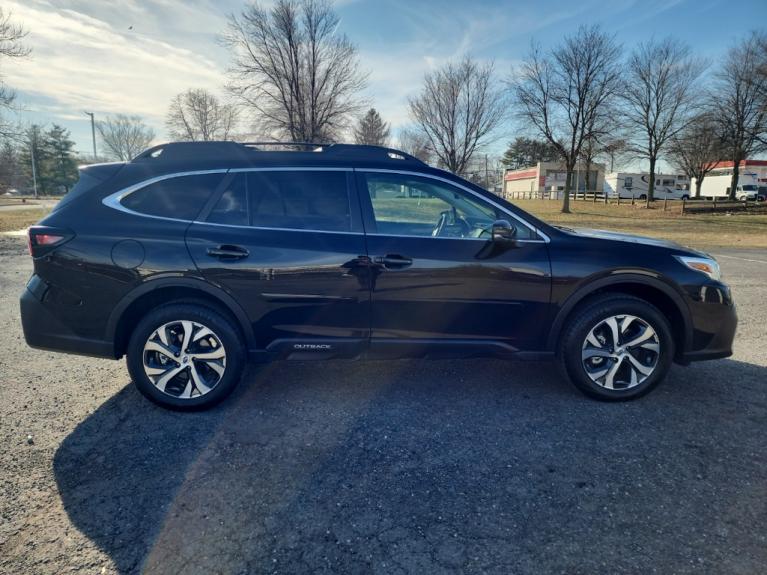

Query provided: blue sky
[3,0,766,157]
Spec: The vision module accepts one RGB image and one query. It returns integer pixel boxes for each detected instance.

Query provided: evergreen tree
[501,137,560,169]
[45,124,78,193]
[16,125,79,195]
[353,108,390,146]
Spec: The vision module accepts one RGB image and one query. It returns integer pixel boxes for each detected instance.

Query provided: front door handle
[374,254,413,269]
[207,244,249,259]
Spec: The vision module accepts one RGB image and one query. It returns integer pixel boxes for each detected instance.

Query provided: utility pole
[84,111,97,160]
[484,154,489,191]
[29,127,39,199]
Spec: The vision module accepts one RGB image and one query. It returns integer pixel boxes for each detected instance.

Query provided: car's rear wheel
[127,303,245,410]
[559,294,674,401]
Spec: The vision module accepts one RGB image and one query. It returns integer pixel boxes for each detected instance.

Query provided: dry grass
[513,199,767,249]
[0,209,49,233]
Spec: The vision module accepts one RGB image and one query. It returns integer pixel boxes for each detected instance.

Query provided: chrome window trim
[190,221,542,243]
[102,166,551,244]
[102,169,230,224]
[363,232,545,244]
[357,168,551,243]
[102,167,353,227]
[191,220,364,236]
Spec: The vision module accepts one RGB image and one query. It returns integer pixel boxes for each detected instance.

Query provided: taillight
[28,226,75,257]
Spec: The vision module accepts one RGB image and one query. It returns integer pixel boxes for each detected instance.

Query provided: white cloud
[4,0,230,130]
[1,0,641,153]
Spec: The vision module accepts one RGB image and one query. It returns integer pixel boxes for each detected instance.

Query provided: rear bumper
[20,283,116,359]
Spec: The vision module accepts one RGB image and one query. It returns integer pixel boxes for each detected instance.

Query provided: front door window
[361,173,534,240]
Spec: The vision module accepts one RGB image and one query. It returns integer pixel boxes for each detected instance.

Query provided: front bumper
[677,282,737,364]
[20,279,115,359]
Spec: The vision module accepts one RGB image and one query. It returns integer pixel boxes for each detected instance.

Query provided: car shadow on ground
[53,358,767,574]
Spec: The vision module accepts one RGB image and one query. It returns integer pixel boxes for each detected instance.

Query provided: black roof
[130,141,426,170]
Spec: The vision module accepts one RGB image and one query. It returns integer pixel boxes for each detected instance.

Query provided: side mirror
[491,219,516,243]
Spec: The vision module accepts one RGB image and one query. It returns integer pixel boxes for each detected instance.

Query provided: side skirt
[248,338,555,362]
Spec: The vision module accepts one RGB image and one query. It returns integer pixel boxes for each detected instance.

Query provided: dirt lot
[0,235,766,574]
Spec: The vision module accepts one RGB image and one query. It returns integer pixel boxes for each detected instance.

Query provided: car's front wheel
[559,294,675,401]
[127,303,245,410]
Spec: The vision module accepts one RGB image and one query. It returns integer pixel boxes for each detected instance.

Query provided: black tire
[558,294,675,401]
[127,303,245,410]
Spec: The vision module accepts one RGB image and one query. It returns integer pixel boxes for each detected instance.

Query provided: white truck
[603,172,690,200]
[690,173,760,201]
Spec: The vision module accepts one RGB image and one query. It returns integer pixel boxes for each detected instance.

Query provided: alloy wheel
[581,314,660,390]
[142,320,226,399]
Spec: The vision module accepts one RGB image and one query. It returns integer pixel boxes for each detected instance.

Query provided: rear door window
[205,170,352,232]
[249,171,351,232]
[121,173,224,220]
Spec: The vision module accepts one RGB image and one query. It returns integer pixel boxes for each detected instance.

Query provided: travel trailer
[603,173,690,200]
[690,173,760,200]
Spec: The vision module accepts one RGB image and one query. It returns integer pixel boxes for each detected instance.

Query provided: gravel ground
[0,235,765,575]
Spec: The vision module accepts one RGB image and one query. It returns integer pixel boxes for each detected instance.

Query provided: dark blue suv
[20,142,737,409]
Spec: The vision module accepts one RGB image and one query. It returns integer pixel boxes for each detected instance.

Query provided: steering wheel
[432,209,471,237]
[432,210,449,237]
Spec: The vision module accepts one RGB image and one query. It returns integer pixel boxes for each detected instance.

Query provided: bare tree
[397,127,432,164]
[353,108,390,146]
[96,115,155,161]
[711,32,767,200]
[0,8,30,137]
[166,88,238,141]
[580,135,628,188]
[579,136,601,191]
[513,26,621,212]
[0,138,22,191]
[223,0,367,142]
[598,138,629,172]
[668,113,723,198]
[622,38,705,201]
[409,56,505,176]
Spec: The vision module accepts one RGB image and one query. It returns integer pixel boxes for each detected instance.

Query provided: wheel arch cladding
[548,275,691,359]
[108,279,255,358]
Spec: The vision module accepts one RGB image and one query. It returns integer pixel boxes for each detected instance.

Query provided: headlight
[674,255,721,281]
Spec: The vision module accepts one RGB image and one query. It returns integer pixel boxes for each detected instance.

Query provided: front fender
[545,272,692,353]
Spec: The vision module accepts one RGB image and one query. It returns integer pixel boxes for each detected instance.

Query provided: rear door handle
[207,244,249,259]
[374,254,413,269]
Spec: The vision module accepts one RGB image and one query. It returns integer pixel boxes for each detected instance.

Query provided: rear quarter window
[121,173,224,220]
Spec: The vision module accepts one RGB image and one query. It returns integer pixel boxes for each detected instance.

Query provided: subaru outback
[20,142,737,409]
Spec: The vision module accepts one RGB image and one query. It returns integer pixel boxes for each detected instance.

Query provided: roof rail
[321,143,425,164]
[131,141,425,166]
[132,141,248,163]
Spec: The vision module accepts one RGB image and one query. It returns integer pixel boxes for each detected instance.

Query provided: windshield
[741,185,757,191]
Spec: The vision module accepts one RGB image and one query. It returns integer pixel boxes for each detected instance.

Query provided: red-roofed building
[708,160,767,183]
[503,161,606,198]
